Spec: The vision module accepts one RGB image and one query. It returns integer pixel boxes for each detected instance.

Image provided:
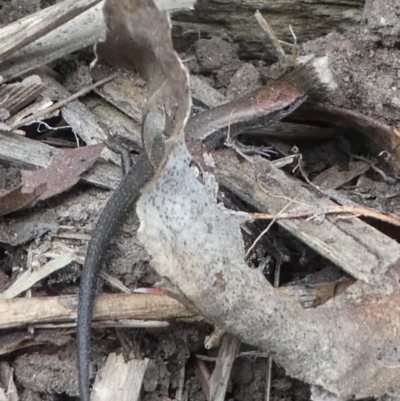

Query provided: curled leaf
[22,144,105,202]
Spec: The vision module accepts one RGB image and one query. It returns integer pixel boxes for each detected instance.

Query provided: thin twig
[245,197,297,257]
[265,257,281,401]
[255,172,307,206]
[254,10,286,59]
[250,205,400,227]
[351,153,396,184]
[265,349,273,401]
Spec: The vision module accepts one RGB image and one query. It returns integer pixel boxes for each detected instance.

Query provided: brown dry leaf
[0,183,46,216]
[0,144,104,216]
[21,143,105,202]
[95,0,190,171]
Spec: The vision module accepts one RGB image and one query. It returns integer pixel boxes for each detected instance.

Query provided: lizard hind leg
[104,135,136,174]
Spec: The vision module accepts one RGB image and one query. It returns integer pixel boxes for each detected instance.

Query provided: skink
[77,80,307,401]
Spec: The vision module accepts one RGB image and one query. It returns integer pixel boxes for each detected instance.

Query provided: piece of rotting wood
[0,0,365,81]
[0,278,348,330]
[0,294,197,330]
[82,95,142,147]
[311,161,370,190]
[174,0,364,58]
[214,148,400,285]
[93,73,147,124]
[0,0,103,61]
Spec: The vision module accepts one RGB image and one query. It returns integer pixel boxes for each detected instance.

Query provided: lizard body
[77,81,307,401]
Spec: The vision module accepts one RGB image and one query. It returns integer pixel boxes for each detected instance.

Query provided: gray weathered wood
[0,0,195,81]
[174,0,365,58]
[0,0,102,61]
[0,75,44,116]
[0,0,364,81]
[214,148,400,285]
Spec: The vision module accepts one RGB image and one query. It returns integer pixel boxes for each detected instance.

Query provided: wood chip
[91,353,149,401]
[0,253,74,300]
[93,74,146,123]
[0,75,44,116]
[209,334,240,401]
[0,362,18,401]
[312,160,370,189]
[190,75,228,108]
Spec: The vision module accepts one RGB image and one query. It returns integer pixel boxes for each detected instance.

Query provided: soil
[1,0,400,400]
